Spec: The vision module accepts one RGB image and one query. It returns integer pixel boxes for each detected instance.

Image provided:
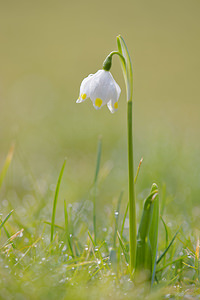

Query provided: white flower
[76,70,121,113]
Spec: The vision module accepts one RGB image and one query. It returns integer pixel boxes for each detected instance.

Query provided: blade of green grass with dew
[64,199,74,258]
[117,230,129,265]
[50,159,66,243]
[113,191,123,249]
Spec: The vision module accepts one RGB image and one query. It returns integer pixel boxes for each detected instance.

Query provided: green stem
[127,100,136,274]
[116,35,136,274]
[103,51,126,71]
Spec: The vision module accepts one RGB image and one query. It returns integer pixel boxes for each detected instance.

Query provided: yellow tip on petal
[114,102,118,109]
[81,93,87,100]
[95,98,103,108]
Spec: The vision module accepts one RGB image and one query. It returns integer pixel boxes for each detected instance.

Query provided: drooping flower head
[76,70,121,113]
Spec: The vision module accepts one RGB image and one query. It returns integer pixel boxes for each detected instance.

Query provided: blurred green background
[0,0,200,228]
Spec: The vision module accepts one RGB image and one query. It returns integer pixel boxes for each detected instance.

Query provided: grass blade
[64,200,74,258]
[113,191,123,248]
[117,230,129,264]
[120,158,143,237]
[93,137,102,244]
[0,210,14,230]
[0,144,15,189]
[157,227,181,264]
[50,159,66,243]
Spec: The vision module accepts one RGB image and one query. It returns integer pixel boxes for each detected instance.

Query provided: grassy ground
[0,0,200,299]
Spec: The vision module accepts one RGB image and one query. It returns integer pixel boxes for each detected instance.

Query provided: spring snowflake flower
[76,70,121,113]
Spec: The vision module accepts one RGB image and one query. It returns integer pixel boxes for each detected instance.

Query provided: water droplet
[62,245,67,252]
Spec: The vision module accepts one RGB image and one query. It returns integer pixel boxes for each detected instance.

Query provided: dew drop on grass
[114,211,119,217]
[62,245,67,252]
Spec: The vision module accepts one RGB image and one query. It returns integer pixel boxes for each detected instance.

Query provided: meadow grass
[0,138,200,300]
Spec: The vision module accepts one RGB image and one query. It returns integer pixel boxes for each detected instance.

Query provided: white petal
[77,74,93,103]
[89,71,120,106]
[107,99,119,113]
[76,69,121,112]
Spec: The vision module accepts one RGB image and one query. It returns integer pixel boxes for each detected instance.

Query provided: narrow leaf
[113,191,123,248]
[117,35,133,101]
[135,187,158,279]
[120,158,143,237]
[50,159,66,242]
[93,137,102,244]
[157,227,180,264]
[0,210,14,230]
[0,144,15,189]
[64,200,74,258]
[117,230,129,264]
[149,183,159,283]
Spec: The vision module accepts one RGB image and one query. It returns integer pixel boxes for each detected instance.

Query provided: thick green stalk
[127,100,136,273]
[116,36,136,274]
